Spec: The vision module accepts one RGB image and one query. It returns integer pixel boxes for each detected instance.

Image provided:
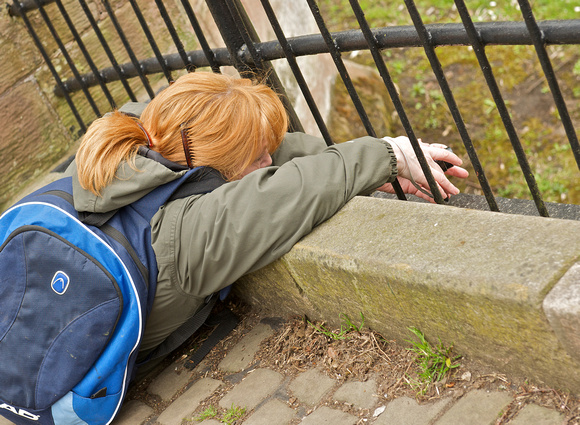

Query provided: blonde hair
[76,72,288,195]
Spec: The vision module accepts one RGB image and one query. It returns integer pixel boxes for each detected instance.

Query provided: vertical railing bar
[259,0,334,146]
[54,0,115,109]
[32,0,101,117]
[11,1,86,133]
[307,0,412,202]
[385,0,500,211]
[225,0,265,76]
[204,0,251,73]
[310,1,432,202]
[129,0,173,83]
[101,0,155,99]
[307,0,438,202]
[304,0,376,137]
[223,0,264,68]
[154,0,194,72]
[346,1,418,200]
[518,0,580,170]
[78,0,136,102]
[222,0,305,132]
[178,0,221,73]
[454,0,549,217]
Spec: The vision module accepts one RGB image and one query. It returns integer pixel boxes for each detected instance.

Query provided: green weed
[222,404,246,425]
[195,406,218,422]
[406,327,461,395]
[193,404,245,424]
[309,312,365,340]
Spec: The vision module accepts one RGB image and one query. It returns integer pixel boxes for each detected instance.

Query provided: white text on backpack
[0,404,40,420]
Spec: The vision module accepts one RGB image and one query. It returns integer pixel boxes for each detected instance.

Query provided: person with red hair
[72,71,467,369]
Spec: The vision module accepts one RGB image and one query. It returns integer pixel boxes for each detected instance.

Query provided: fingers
[377,176,456,203]
[428,146,463,167]
[412,187,439,203]
[437,177,460,198]
[413,167,460,200]
[423,144,469,191]
[429,143,449,149]
[445,165,469,179]
[375,182,395,194]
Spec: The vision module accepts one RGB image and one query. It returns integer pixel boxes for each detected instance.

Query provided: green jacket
[68,131,397,357]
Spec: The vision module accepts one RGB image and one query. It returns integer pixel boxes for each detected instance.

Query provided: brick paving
[112,318,565,425]
[0,318,566,425]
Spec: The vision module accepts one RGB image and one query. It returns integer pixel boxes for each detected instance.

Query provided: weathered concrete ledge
[235,196,580,394]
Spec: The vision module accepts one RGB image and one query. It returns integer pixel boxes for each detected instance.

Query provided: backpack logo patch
[51,271,70,295]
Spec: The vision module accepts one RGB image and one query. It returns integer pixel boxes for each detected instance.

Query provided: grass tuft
[308,312,365,340]
[406,327,461,395]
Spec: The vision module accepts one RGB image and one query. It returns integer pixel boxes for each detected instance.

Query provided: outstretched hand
[377,136,469,202]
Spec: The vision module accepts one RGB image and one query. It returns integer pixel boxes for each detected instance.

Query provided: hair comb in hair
[180,124,194,169]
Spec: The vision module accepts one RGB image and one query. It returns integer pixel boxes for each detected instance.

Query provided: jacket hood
[70,154,187,214]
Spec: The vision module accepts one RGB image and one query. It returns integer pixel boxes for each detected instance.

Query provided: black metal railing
[7,0,580,216]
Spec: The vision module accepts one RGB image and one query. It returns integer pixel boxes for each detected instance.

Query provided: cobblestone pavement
[114,316,567,425]
[0,315,567,425]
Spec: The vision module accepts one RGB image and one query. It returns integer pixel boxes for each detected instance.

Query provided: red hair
[76,72,288,195]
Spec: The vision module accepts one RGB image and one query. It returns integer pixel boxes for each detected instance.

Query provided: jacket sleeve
[152,136,397,299]
[272,132,330,165]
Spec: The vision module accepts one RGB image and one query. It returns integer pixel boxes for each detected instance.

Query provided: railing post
[203,0,251,75]
[204,0,304,132]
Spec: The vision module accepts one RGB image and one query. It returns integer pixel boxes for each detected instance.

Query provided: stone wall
[0,0,195,211]
[1,2,74,212]
[235,196,580,395]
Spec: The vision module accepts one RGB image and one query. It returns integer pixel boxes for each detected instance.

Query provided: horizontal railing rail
[8,0,580,217]
[51,20,580,96]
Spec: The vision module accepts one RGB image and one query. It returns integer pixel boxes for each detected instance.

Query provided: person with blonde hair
[70,71,468,371]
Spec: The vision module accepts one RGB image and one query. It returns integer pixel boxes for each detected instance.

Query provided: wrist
[382,137,404,176]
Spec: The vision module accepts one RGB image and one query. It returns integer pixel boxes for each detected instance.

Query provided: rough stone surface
[289,369,337,406]
[218,324,274,373]
[299,406,358,425]
[374,397,451,425]
[510,404,566,425]
[543,262,580,366]
[244,399,297,425]
[146,364,191,401]
[435,390,512,425]
[157,378,222,425]
[235,197,580,393]
[333,379,378,410]
[0,8,42,95]
[1,0,193,212]
[219,369,283,410]
[0,80,73,211]
[112,400,154,425]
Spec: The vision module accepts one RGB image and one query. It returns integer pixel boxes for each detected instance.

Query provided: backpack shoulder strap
[78,166,226,227]
[101,166,226,224]
[167,167,227,203]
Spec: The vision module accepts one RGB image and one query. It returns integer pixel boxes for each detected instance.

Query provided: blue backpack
[0,165,229,425]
